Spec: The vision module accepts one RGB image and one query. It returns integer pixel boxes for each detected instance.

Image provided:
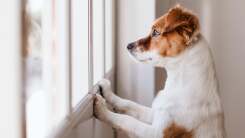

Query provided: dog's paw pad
[98,85,104,97]
[93,94,108,120]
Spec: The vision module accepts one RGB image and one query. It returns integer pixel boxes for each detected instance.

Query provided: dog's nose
[127,43,135,50]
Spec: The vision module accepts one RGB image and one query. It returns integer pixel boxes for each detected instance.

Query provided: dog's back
[152,36,225,138]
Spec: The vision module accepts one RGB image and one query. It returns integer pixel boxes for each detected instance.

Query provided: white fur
[94,35,225,138]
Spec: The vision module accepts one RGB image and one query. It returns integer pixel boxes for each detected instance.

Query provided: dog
[94,5,225,138]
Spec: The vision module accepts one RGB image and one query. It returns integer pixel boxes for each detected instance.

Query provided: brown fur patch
[159,31,186,57]
[130,5,200,58]
[163,123,193,138]
[153,4,200,41]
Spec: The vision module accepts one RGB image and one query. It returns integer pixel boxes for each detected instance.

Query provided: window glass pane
[93,0,105,84]
[71,0,89,107]
[24,0,48,137]
[25,0,69,137]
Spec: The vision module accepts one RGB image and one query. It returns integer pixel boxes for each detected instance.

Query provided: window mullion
[88,0,94,89]
[102,0,106,76]
[67,0,72,115]
[88,1,96,138]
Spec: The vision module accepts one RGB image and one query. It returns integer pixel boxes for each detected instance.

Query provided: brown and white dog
[94,5,225,138]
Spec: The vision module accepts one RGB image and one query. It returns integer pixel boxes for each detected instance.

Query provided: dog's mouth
[138,57,153,62]
[127,49,153,63]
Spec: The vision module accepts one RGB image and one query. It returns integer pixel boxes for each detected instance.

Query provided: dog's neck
[159,35,219,97]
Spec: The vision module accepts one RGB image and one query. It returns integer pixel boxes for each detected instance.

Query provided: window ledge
[49,93,95,138]
[49,68,114,138]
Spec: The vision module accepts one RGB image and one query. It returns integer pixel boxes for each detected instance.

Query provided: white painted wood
[0,0,24,138]
[50,94,94,138]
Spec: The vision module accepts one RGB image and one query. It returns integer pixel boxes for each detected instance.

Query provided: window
[24,0,115,138]
[71,0,89,107]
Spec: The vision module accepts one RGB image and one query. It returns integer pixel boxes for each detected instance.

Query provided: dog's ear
[164,4,200,44]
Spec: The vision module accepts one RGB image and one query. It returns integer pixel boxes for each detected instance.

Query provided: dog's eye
[152,29,161,37]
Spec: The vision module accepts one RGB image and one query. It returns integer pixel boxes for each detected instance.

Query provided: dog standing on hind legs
[94,5,226,138]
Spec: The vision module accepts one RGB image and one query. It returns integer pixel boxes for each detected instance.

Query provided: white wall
[209,1,245,137]
[0,0,24,138]
[116,0,156,137]
[116,0,155,107]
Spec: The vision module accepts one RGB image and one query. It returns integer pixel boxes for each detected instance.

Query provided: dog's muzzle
[127,42,135,51]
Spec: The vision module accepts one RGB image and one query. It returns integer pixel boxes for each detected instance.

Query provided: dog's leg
[94,94,158,138]
[98,79,153,124]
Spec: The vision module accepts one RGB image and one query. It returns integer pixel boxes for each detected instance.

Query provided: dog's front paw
[98,79,112,99]
[94,94,110,121]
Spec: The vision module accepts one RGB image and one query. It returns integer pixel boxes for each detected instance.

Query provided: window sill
[49,69,115,138]
[50,92,94,138]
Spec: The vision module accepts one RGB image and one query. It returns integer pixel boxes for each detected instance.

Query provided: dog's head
[127,5,200,66]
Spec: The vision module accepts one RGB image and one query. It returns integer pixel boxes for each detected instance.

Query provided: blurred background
[0,0,245,138]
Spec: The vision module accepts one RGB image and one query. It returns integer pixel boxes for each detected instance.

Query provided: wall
[116,0,156,137]
[116,0,155,108]
[156,0,245,137]
[209,1,245,137]
[0,0,24,138]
